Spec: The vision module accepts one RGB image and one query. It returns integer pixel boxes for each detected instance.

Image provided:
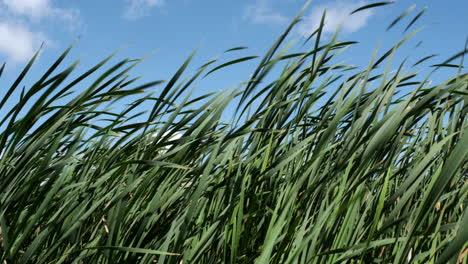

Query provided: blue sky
[0,0,467,117]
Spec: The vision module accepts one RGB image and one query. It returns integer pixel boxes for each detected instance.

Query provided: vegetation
[0,2,467,263]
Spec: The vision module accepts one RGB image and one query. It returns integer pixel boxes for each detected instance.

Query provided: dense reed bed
[0,2,467,263]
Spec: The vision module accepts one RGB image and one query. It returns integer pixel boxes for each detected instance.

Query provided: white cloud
[244,0,288,25]
[1,0,50,18]
[297,1,373,37]
[124,0,165,20]
[1,0,79,21]
[0,0,80,64]
[0,22,47,63]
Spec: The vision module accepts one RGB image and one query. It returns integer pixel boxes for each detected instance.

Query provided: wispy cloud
[244,0,288,25]
[0,0,79,22]
[0,0,80,64]
[124,0,165,20]
[297,0,373,37]
[0,22,47,63]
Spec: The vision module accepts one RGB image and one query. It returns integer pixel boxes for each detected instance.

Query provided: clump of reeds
[0,2,466,263]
